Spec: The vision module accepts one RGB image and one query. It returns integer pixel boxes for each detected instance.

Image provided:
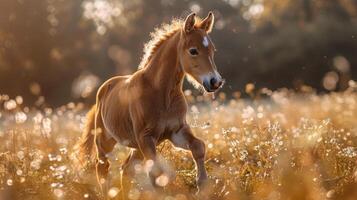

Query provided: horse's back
[99,75,129,93]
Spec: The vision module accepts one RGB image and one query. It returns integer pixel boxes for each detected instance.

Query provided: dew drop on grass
[108,187,119,198]
[16,169,23,176]
[7,179,13,186]
[156,174,169,187]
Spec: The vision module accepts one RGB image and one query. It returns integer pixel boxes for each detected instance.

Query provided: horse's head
[178,12,224,93]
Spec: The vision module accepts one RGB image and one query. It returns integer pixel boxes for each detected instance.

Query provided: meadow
[1,83,357,200]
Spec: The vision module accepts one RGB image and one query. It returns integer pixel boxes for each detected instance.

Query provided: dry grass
[1,84,357,200]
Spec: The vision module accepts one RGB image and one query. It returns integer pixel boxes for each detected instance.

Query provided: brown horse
[76,11,224,192]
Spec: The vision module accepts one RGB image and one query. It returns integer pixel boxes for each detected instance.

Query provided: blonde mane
[138,19,183,69]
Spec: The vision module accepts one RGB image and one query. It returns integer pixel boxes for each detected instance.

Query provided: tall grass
[1,83,357,200]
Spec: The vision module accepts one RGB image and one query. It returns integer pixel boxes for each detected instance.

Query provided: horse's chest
[162,101,187,132]
[163,117,181,132]
[157,111,185,135]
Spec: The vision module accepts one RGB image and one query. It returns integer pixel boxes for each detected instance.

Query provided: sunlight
[243,3,264,20]
[1,0,357,199]
[82,0,123,35]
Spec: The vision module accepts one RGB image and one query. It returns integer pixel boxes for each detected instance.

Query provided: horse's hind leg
[120,150,143,198]
[95,130,116,195]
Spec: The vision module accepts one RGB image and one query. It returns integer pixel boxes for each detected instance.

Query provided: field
[1,84,357,200]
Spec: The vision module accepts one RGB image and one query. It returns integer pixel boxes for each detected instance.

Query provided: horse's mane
[138,17,204,69]
[138,19,183,69]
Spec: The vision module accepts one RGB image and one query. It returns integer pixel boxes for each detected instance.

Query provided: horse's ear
[199,11,215,33]
[184,13,196,33]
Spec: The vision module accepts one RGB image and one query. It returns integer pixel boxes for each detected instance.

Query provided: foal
[77,12,224,191]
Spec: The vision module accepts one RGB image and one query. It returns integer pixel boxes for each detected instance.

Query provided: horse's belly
[101,106,137,148]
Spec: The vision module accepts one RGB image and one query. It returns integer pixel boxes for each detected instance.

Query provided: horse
[76,11,224,194]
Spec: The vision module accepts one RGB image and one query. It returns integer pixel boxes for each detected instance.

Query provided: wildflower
[30,160,41,170]
[59,148,67,154]
[239,150,248,161]
[242,106,254,119]
[42,118,52,135]
[339,147,357,158]
[15,111,27,124]
[56,155,62,162]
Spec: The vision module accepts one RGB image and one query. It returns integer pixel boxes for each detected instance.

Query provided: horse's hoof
[195,176,210,196]
[197,174,208,186]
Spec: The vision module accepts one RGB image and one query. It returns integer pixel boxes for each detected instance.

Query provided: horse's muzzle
[203,75,224,92]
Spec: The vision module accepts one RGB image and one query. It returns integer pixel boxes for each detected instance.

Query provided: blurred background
[0,0,356,106]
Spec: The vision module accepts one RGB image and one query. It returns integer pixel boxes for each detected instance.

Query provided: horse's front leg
[169,125,208,189]
[137,134,163,187]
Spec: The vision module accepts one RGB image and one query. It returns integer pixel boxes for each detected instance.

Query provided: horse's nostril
[210,77,217,87]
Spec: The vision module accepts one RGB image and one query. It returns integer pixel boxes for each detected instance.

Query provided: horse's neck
[143,31,184,96]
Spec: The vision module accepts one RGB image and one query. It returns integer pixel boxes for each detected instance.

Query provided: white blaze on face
[203,36,209,48]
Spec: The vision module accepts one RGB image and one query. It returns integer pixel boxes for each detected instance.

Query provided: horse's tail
[74,104,97,169]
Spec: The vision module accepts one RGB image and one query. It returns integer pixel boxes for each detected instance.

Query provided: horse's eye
[188,48,199,56]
